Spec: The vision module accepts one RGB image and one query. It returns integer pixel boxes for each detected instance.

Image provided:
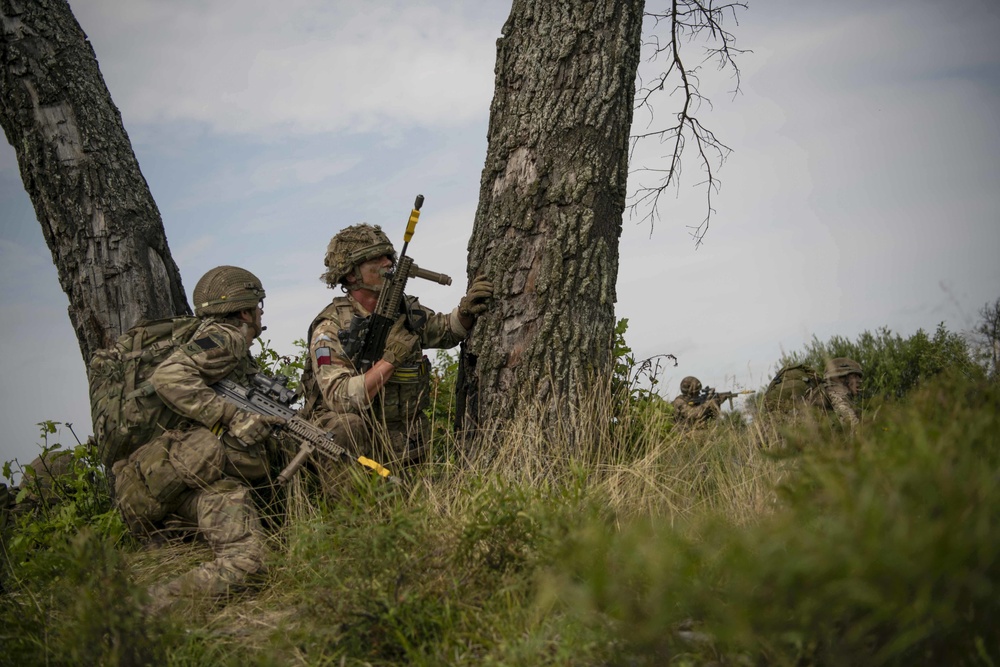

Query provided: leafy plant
[777,323,981,409]
[2,422,125,576]
[252,337,308,388]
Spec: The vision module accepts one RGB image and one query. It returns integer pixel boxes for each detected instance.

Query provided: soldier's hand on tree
[382,317,420,367]
[459,275,494,321]
[229,411,286,446]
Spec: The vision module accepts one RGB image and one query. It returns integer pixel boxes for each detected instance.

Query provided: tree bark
[458,0,644,441]
[0,0,189,364]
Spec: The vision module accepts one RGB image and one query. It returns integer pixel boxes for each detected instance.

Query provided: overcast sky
[2,0,998,473]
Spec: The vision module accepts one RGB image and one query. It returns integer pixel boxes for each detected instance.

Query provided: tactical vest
[88,316,209,468]
[762,364,824,412]
[300,296,431,427]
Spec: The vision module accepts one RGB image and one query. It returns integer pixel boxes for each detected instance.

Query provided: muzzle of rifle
[408,264,452,286]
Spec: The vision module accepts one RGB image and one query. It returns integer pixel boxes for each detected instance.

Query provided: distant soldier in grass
[89,266,284,611]
[763,357,863,427]
[299,224,492,487]
[671,376,722,425]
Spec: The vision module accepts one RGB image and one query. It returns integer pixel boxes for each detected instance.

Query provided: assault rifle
[214,374,400,486]
[689,387,754,408]
[340,194,453,371]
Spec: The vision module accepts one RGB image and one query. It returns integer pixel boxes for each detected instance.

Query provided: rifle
[214,374,400,486]
[340,195,453,371]
[689,387,754,408]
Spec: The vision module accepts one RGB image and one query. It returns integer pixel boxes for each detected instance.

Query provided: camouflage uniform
[671,376,721,425]
[300,223,486,477]
[815,358,862,427]
[301,293,467,465]
[92,266,279,608]
[764,358,862,428]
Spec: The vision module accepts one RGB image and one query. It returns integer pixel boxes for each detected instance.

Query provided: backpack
[763,363,823,412]
[88,316,205,469]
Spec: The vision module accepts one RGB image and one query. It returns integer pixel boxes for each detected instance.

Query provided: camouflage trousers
[308,411,426,499]
[112,426,269,607]
[148,479,267,605]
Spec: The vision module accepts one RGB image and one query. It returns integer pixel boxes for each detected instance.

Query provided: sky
[1,0,998,474]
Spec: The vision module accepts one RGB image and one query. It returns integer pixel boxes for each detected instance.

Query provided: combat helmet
[679,376,702,395]
[193,266,266,317]
[321,224,397,289]
[824,357,863,380]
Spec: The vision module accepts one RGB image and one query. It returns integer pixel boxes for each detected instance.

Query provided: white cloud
[73,0,505,138]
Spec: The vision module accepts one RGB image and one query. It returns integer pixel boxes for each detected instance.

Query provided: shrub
[554,372,1000,665]
[778,323,981,408]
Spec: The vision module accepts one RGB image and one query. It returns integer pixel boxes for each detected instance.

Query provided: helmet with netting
[321,224,397,288]
[824,357,863,380]
[679,376,702,395]
[193,266,266,317]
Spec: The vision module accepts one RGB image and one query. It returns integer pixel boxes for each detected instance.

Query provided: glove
[458,275,494,321]
[382,317,420,367]
[228,411,286,446]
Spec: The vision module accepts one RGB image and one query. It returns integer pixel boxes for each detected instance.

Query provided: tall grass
[3,369,998,665]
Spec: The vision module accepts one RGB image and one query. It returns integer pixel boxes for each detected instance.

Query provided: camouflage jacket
[148,317,259,431]
[671,394,721,424]
[301,294,467,424]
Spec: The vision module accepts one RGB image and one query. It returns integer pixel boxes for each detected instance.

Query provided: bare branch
[629,0,749,245]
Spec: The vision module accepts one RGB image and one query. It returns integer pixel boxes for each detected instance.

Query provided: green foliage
[427,348,461,447]
[969,296,1000,380]
[779,323,981,408]
[252,337,307,388]
[609,318,675,457]
[612,317,671,404]
[6,322,998,666]
[1,529,171,666]
[2,423,126,583]
[554,373,1000,665]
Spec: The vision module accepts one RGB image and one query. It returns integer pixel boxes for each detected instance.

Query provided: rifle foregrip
[277,444,313,486]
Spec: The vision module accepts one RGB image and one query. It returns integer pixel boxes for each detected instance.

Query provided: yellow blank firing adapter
[404,194,424,243]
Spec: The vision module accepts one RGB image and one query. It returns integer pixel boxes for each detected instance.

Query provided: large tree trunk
[458,0,643,441]
[0,0,189,364]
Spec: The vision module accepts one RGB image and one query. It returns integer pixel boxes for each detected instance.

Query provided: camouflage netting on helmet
[825,357,863,379]
[321,224,397,288]
[679,376,702,395]
[193,266,265,317]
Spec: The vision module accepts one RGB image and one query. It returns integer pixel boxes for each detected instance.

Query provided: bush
[778,323,981,408]
[554,372,1000,665]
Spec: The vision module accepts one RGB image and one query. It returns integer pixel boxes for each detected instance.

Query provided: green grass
[3,372,998,666]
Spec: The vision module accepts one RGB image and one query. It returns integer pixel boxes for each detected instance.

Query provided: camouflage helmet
[321,224,397,288]
[193,266,266,317]
[679,376,702,395]
[824,357,863,380]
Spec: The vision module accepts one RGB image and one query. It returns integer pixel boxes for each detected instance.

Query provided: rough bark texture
[458,0,644,438]
[0,0,189,364]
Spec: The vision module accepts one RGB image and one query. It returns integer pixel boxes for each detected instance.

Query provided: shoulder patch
[194,336,219,351]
